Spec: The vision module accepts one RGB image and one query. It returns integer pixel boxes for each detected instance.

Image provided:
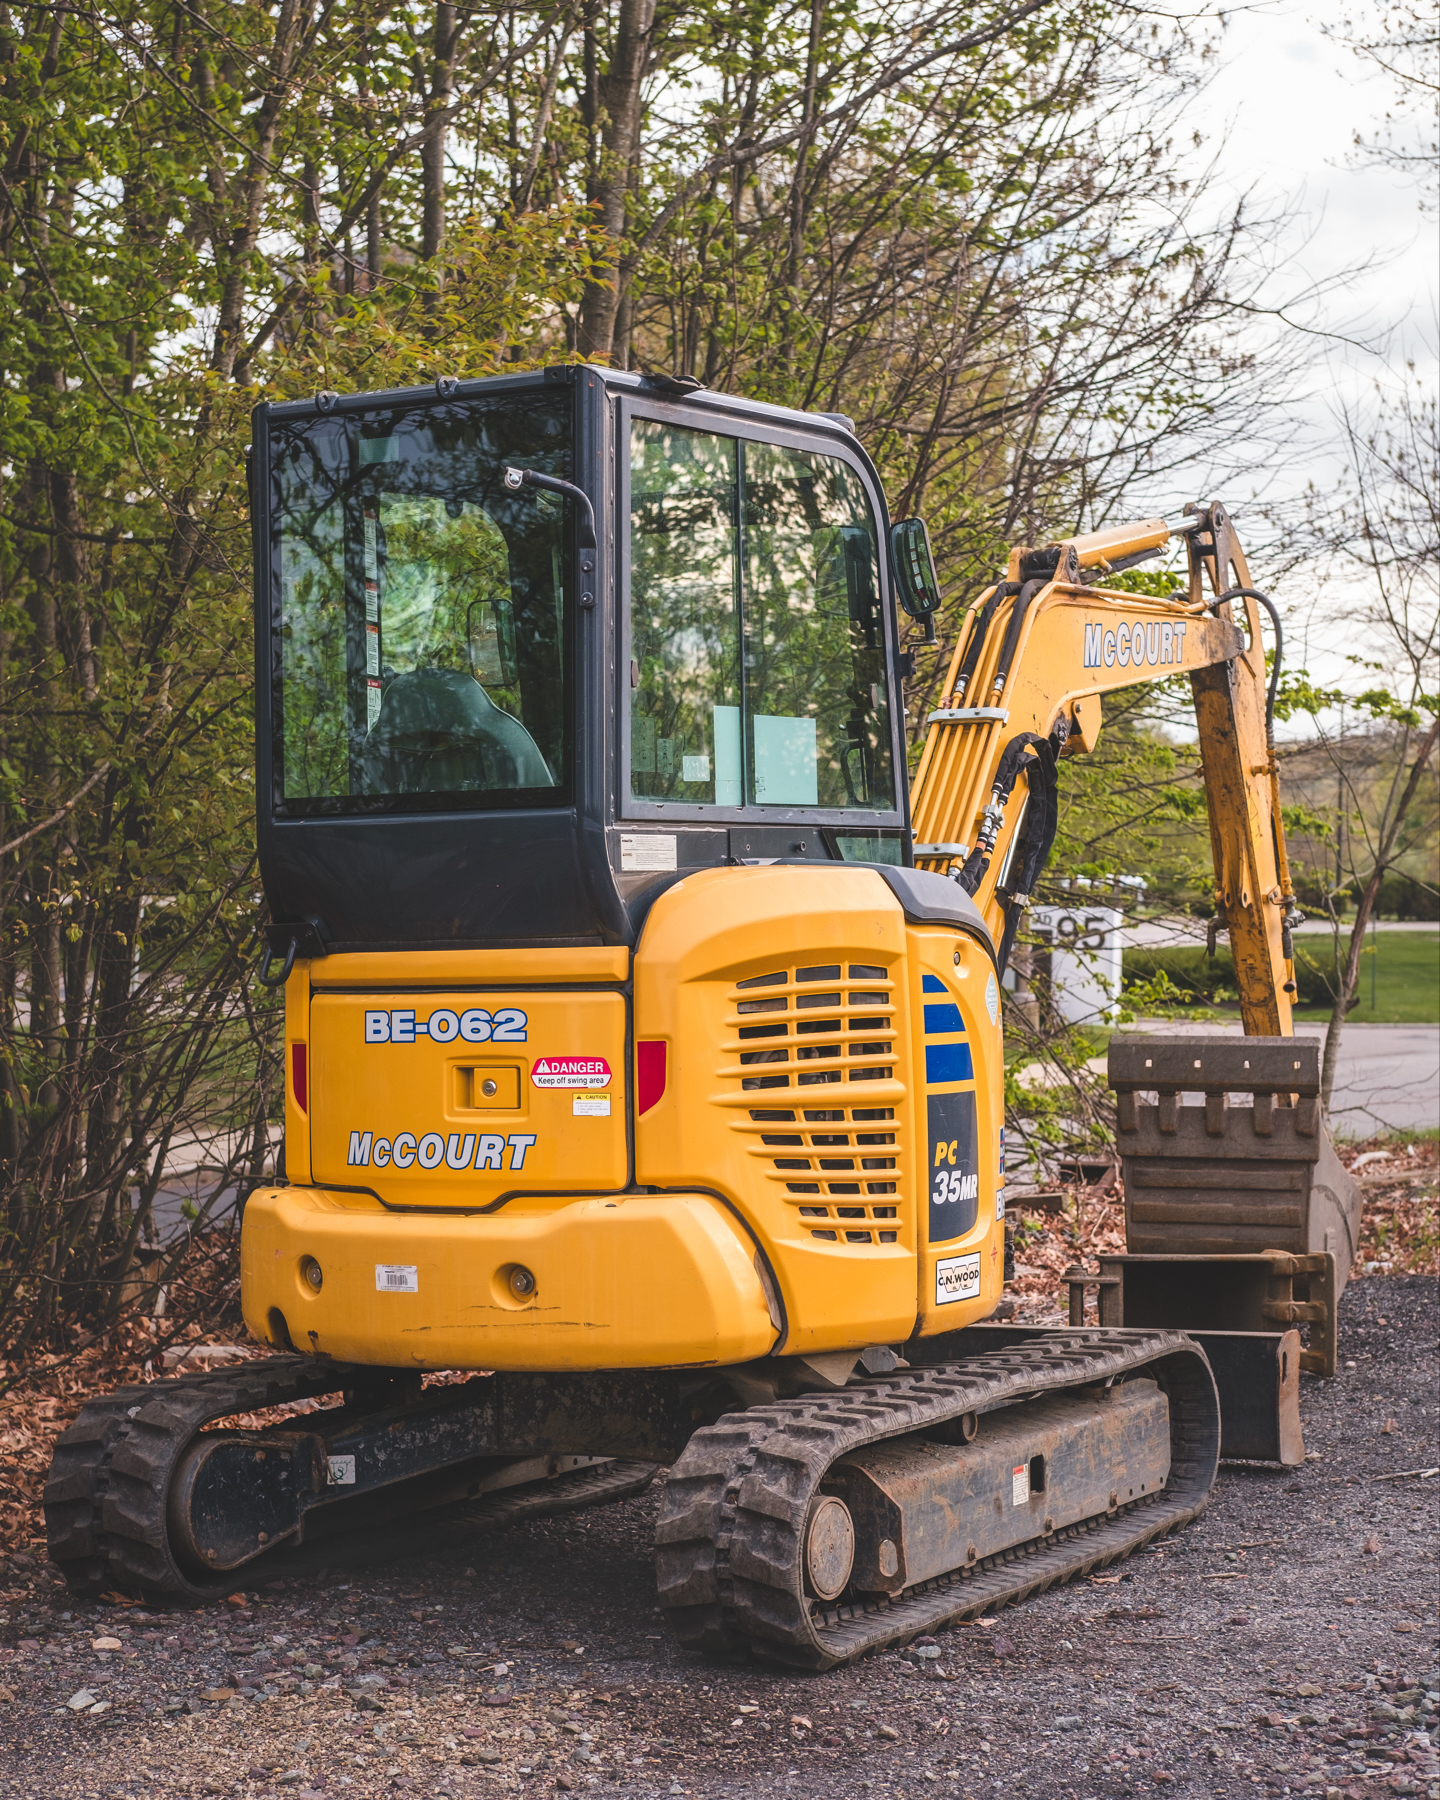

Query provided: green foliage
[1048,683,1214,907]
[1100,567,1189,600]
[0,0,1308,1341]
[1275,664,1439,731]
[0,1,604,1351]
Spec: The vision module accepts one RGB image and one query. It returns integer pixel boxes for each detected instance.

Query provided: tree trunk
[1320,715,1439,1109]
[576,0,654,361]
[421,3,457,265]
[516,15,577,213]
[208,0,303,378]
[785,0,825,321]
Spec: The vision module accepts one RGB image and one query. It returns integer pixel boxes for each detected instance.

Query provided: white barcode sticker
[375,1263,418,1293]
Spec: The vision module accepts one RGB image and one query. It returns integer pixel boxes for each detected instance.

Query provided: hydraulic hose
[1210,585,1282,750]
[951,582,1016,703]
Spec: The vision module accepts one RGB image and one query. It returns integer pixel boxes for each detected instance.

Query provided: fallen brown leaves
[1006,1186,1128,1319]
[0,1228,254,1559]
[1344,1137,1439,1278]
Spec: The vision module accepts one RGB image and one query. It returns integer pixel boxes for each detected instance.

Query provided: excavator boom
[909,501,1299,1033]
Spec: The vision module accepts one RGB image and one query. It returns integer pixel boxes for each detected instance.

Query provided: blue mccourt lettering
[347,1129,536,1172]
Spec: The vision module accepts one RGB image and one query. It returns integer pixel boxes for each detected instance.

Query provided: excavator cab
[246,366,1006,1377]
[255,368,911,961]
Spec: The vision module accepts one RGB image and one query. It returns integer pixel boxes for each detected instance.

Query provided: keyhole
[481,1078,498,1098]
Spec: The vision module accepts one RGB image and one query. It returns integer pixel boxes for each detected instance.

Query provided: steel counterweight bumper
[240,1187,779,1371]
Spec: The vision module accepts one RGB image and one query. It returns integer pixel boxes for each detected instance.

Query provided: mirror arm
[502,466,597,549]
[502,465,597,608]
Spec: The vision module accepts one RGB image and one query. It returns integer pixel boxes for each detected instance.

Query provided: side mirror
[889,518,942,642]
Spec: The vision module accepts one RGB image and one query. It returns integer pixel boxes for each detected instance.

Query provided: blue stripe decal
[924,1002,965,1036]
[921,974,947,993]
[926,1042,974,1084]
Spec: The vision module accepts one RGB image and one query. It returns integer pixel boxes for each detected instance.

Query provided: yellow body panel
[254,864,1005,1372]
[240,1186,775,1370]
[309,947,630,987]
[633,865,1004,1355]
[308,987,628,1203]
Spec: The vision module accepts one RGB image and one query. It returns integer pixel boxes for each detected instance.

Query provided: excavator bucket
[1063,1033,1364,1462]
[1107,1035,1361,1286]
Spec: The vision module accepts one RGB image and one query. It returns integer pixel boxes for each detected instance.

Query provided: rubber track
[654,1329,1219,1670]
[43,1356,655,1604]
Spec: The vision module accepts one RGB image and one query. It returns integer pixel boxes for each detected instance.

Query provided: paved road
[1123,919,1439,949]
[1309,1022,1440,1138]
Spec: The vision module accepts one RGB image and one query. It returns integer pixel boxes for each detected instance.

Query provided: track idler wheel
[803,1496,856,1602]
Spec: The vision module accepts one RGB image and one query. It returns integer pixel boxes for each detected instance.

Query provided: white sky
[1148,1,1437,731]
[1206,2,1435,371]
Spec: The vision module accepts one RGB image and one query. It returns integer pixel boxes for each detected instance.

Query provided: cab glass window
[628,419,895,814]
[269,393,570,814]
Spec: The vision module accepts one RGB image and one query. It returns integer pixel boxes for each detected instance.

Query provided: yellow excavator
[44,367,1354,1667]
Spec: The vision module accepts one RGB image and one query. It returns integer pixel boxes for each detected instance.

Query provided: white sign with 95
[364,1007,527,1044]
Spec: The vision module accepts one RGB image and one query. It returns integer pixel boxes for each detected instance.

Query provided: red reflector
[636,1040,667,1116]
[291,1042,308,1112]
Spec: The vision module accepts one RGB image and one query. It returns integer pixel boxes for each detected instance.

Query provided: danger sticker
[1012,1462,1030,1506]
[532,1056,612,1089]
[935,1250,981,1306]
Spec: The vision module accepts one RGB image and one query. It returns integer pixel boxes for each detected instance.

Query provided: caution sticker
[532,1056,612,1089]
[1012,1461,1031,1506]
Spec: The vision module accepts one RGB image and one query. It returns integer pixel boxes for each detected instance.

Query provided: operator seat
[362,667,555,794]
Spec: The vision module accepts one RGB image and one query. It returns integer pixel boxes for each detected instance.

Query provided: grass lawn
[1291,927,1439,1024]
[1122,928,1439,1025]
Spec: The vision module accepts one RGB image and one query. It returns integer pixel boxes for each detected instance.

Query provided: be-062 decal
[363,1008,527,1044]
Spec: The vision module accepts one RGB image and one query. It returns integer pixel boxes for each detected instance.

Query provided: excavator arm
[908,501,1301,1035]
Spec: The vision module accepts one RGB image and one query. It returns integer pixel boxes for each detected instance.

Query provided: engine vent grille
[726,963,905,1246]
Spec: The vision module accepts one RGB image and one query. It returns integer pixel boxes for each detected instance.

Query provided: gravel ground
[1,1274,1435,1800]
